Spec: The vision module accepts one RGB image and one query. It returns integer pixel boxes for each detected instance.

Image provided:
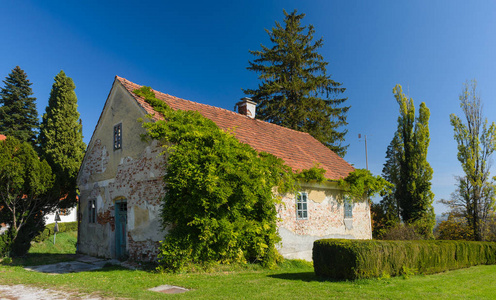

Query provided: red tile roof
[116,76,354,180]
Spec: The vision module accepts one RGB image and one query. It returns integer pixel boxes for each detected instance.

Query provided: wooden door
[115,201,127,260]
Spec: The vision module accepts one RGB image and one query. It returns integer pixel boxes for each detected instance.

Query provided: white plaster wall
[276,181,372,261]
[277,227,355,261]
[45,207,77,224]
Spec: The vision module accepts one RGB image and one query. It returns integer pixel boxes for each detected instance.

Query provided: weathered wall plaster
[276,181,372,261]
[78,83,166,261]
[77,81,372,263]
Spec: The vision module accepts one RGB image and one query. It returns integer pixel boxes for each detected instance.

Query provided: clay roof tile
[115,76,354,180]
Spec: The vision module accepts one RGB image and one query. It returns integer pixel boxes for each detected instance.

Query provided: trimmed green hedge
[313,239,496,280]
[33,222,78,243]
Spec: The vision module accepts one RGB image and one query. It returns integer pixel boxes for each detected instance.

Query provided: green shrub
[33,221,78,243]
[313,239,496,280]
[33,228,51,243]
[0,256,12,265]
[0,233,12,257]
[379,223,424,240]
[51,221,78,233]
[436,214,473,241]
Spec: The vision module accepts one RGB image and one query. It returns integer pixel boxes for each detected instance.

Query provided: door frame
[114,199,128,260]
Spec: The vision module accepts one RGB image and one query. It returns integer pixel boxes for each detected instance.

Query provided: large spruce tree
[244,10,349,157]
[39,70,86,207]
[379,135,401,226]
[0,66,39,145]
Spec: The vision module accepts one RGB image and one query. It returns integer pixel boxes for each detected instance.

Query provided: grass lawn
[1,232,496,299]
[1,257,496,299]
[10,231,79,266]
[29,230,77,255]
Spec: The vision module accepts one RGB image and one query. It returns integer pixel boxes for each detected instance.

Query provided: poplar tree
[393,84,435,236]
[449,80,496,241]
[244,10,349,157]
[39,70,86,207]
[0,66,39,145]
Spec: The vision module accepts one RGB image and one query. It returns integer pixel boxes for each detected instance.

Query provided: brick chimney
[236,97,257,119]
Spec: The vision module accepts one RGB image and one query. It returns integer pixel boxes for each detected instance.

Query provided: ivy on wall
[134,87,386,271]
[135,87,295,270]
[338,169,392,202]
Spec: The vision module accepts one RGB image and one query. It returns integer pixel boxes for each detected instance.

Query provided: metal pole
[76,192,81,253]
[53,220,59,245]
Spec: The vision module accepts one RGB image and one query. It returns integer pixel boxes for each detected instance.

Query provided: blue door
[115,201,127,260]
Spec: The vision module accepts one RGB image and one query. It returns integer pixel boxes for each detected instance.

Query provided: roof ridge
[116,76,317,138]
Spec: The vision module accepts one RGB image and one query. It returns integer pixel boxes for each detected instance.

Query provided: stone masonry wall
[78,139,166,261]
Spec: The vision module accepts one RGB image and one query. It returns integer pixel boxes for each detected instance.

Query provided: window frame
[344,196,353,219]
[296,192,308,220]
[88,199,97,224]
[114,123,122,150]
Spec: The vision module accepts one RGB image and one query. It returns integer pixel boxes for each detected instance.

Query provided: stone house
[76,76,372,261]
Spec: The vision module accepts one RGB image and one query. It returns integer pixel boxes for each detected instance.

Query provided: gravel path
[0,285,102,300]
[0,255,168,299]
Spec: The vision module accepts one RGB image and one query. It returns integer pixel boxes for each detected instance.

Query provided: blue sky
[2,0,496,215]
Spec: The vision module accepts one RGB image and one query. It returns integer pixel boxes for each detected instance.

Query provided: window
[88,200,96,223]
[344,196,353,219]
[296,192,308,220]
[114,123,122,150]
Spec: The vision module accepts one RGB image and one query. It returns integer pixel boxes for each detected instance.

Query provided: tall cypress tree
[39,70,86,207]
[0,66,39,145]
[244,10,349,157]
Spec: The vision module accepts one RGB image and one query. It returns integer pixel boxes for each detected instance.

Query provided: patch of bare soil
[148,284,190,294]
[0,285,102,300]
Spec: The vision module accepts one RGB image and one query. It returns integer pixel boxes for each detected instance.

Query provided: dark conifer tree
[380,135,401,225]
[39,70,86,207]
[0,66,39,145]
[244,10,349,156]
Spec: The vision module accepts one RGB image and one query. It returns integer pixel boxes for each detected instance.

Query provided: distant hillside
[436,214,448,225]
